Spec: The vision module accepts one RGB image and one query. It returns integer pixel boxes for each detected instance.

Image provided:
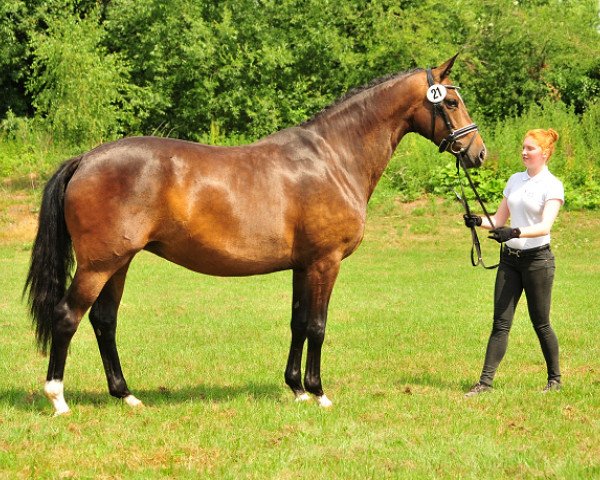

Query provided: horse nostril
[479,147,487,163]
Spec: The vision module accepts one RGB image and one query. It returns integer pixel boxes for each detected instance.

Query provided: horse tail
[24,156,83,354]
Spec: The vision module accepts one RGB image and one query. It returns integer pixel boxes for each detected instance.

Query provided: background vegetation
[1,0,599,208]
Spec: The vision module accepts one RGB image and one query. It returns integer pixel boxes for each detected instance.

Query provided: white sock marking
[295,392,311,402]
[44,380,70,416]
[317,394,333,408]
[123,394,143,408]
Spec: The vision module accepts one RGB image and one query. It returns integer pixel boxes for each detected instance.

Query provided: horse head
[412,54,487,168]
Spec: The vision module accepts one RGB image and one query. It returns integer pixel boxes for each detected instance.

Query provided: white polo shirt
[503,166,564,250]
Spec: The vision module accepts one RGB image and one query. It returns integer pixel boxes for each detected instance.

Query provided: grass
[1,189,599,479]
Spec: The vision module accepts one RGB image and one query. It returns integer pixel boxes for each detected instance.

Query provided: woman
[464,128,564,396]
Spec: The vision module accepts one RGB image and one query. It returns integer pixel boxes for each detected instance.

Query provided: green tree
[0,1,32,117]
[458,0,600,122]
[27,8,145,146]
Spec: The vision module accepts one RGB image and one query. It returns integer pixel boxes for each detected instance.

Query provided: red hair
[525,128,559,160]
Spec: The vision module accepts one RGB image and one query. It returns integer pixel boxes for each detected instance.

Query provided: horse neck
[304,73,418,201]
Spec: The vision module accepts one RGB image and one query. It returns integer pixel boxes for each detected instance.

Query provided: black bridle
[426,69,478,155]
[426,68,499,269]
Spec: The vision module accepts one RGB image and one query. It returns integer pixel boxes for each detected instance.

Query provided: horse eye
[445,99,459,109]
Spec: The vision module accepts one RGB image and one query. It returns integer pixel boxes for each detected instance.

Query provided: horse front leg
[285,256,340,407]
[285,270,310,402]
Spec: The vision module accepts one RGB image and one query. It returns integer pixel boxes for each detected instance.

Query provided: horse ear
[434,53,459,81]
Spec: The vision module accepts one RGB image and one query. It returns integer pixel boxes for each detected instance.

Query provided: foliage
[458,0,600,120]
[0,1,30,117]
[1,0,599,140]
[0,0,599,208]
[374,100,600,211]
[27,9,146,146]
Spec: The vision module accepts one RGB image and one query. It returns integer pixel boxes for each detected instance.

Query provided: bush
[383,99,600,211]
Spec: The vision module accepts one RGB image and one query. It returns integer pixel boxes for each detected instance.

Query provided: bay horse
[25,55,486,415]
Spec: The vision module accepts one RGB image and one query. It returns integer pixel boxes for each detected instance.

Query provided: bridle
[425,68,499,269]
[426,69,478,155]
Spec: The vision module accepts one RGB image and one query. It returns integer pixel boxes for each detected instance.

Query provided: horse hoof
[123,395,144,408]
[52,408,71,417]
[317,395,333,408]
[295,392,311,403]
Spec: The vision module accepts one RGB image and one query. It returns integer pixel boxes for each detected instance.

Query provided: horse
[24,54,486,415]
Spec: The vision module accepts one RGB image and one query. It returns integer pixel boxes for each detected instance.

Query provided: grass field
[1,189,599,479]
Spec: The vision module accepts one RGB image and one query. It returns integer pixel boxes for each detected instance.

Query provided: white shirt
[503,166,564,250]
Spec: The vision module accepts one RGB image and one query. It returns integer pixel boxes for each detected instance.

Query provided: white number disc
[426,84,447,103]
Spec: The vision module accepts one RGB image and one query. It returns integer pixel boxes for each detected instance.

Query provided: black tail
[24,156,82,354]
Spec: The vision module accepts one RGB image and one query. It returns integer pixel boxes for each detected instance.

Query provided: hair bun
[547,128,559,143]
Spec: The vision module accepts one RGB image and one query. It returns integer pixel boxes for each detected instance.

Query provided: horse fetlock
[108,378,130,399]
[303,376,323,397]
[44,380,70,416]
[284,372,301,387]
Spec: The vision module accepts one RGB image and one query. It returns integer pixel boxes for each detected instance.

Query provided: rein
[425,68,499,269]
[455,157,499,269]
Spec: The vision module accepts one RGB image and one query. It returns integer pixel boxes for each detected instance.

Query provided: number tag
[426,84,447,104]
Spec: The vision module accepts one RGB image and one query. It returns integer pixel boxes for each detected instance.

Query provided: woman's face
[521,136,546,172]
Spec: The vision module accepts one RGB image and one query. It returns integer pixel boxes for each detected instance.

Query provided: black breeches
[480,247,560,385]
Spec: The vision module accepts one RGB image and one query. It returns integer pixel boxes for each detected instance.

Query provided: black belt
[503,244,550,258]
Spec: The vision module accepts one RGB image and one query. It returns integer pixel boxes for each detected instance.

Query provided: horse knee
[306,322,325,344]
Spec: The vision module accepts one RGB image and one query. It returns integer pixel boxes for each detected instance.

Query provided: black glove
[463,214,482,228]
[488,227,521,243]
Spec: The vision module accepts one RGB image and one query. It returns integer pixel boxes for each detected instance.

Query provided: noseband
[426,68,479,155]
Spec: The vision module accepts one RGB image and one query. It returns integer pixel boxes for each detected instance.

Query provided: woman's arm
[517,199,562,238]
[479,197,510,230]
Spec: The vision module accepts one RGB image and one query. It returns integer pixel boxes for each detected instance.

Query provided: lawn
[1,190,599,479]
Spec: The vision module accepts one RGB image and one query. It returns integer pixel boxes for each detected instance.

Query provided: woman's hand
[488,227,521,243]
[463,214,482,228]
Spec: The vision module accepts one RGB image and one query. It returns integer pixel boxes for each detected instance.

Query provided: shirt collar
[524,166,549,182]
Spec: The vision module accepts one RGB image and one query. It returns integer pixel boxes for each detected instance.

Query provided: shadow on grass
[0,381,283,412]
[393,372,477,394]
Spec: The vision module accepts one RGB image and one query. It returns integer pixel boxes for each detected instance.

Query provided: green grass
[1,195,599,479]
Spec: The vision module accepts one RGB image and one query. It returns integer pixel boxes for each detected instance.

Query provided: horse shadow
[0,381,283,413]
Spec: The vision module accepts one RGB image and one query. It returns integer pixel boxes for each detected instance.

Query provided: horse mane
[301,68,424,126]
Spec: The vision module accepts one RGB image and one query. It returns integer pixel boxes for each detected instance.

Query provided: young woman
[464,128,564,396]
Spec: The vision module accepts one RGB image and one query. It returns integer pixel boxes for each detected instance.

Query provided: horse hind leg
[88,261,142,409]
[44,268,109,414]
[44,260,133,415]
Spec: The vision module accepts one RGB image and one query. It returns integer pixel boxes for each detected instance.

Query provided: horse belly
[145,229,294,277]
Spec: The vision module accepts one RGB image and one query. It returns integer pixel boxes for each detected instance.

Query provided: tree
[27,8,144,145]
